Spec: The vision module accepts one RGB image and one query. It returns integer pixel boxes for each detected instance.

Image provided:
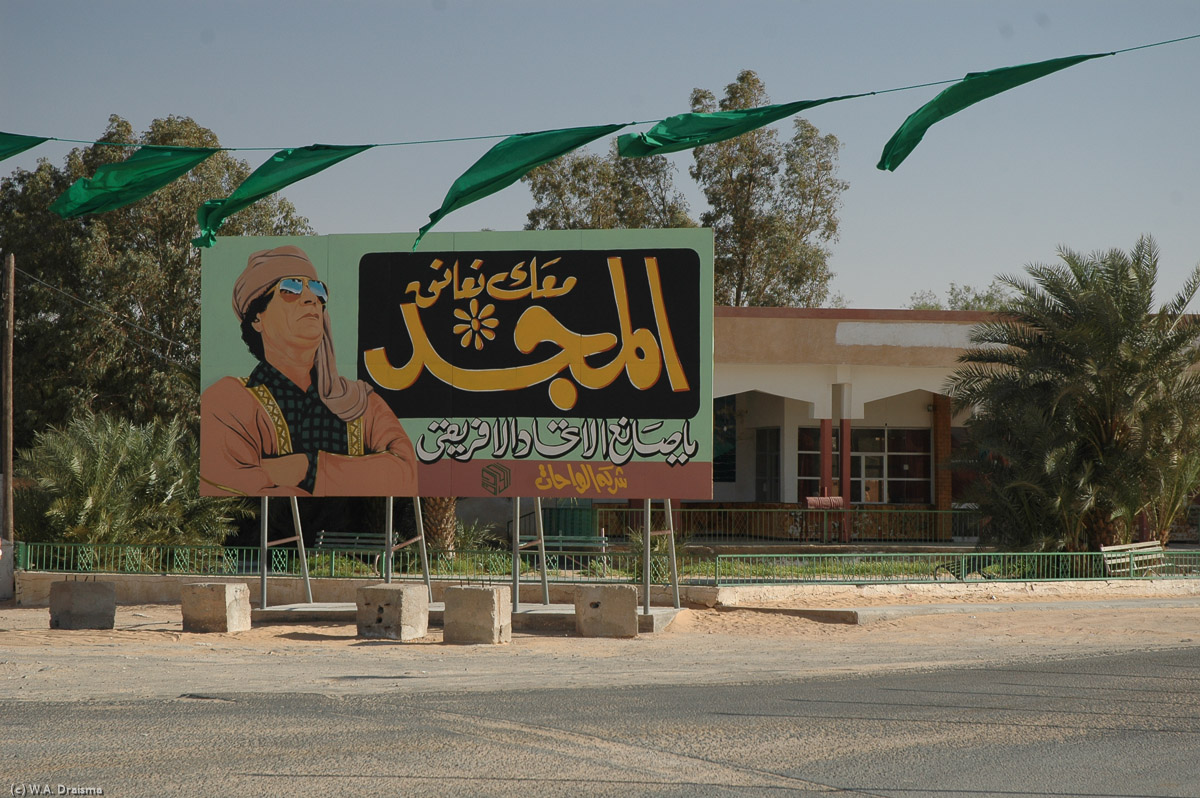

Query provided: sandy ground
[3,585,1199,702]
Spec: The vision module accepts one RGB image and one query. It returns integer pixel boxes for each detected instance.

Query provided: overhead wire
[8,33,1196,157]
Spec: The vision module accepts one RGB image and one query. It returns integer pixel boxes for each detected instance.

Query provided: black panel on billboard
[357,248,701,419]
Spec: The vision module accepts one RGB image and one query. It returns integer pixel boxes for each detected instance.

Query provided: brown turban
[234,245,371,422]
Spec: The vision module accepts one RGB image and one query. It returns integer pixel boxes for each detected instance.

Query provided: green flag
[877,52,1111,171]
[193,144,372,247]
[618,95,861,158]
[414,123,626,249]
[0,132,49,162]
[51,145,217,218]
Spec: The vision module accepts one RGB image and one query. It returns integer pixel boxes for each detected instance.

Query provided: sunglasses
[273,276,329,305]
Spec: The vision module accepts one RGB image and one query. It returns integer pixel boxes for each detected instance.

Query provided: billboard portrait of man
[200,245,418,497]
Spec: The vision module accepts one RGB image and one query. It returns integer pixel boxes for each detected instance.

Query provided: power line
[14,266,193,369]
[10,33,1197,155]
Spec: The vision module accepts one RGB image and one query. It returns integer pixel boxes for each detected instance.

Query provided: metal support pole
[0,253,14,601]
[534,497,549,605]
[665,498,680,609]
[259,496,269,609]
[384,496,394,583]
[290,496,312,603]
[511,496,520,612]
[643,500,652,615]
[413,498,432,601]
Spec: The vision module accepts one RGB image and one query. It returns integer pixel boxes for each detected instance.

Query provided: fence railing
[709,551,1200,585]
[15,542,1200,586]
[591,507,983,544]
[513,506,986,545]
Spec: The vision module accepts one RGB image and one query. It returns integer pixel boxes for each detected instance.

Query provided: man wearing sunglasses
[200,245,418,497]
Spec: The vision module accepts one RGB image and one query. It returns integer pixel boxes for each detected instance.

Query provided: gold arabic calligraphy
[363,256,690,411]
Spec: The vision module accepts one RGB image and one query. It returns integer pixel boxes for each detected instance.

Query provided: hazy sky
[3,0,1198,308]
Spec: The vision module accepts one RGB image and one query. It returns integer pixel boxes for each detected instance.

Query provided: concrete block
[575,584,639,638]
[49,580,116,630]
[356,583,428,641]
[181,582,251,633]
[443,586,511,644]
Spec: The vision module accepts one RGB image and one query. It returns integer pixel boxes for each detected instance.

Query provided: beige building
[712,307,989,512]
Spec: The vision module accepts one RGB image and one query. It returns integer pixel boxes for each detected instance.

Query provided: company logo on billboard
[481,463,512,495]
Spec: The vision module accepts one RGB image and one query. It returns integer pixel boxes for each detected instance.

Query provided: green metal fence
[14,541,1200,586]
[590,507,984,544]
[709,551,1200,585]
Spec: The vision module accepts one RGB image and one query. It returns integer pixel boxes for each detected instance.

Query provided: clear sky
[3,0,1198,308]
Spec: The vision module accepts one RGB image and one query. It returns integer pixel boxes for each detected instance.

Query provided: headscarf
[233,245,371,422]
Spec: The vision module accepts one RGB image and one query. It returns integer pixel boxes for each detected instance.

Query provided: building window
[950,426,978,503]
[848,428,931,505]
[797,427,823,499]
[755,427,780,502]
[713,396,737,483]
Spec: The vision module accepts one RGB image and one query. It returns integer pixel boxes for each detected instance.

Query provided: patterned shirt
[246,361,349,493]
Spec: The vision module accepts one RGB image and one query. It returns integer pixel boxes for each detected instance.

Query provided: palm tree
[422,497,457,553]
[16,411,250,544]
[950,237,1200,550]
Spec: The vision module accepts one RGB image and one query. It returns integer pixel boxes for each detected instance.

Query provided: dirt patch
[3,593,1198,701]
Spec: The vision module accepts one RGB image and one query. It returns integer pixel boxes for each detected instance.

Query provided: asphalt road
[3,646,1198,797]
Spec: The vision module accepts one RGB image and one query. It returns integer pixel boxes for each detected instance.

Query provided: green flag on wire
[414,123,626,250]
[878,52,1111,171]
[618,95,862,158]
[0,132,49,162]
[193,144,372,247]
[51,145,218,218]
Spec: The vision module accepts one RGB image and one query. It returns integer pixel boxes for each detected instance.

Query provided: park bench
[1100,541,1168,577]
[314,529,422,574]
[517,534,611,552]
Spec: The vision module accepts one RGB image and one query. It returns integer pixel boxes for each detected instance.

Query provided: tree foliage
[0,115,313,448]
[14,412,250,545]
[908,280,1011,311]
[690,70,847,307]
[950,237,1200,550]
[523,141,694,231]
[523,70,848,308]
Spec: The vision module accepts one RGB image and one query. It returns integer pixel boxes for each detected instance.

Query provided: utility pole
[1,252,14,600]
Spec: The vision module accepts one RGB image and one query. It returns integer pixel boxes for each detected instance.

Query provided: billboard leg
[384,496,394,584]
[534,496,549,605]
[260,497,269,610]
[290,496,313,603]
[413,497,432,601]
[511,496,520,613]
[665,498,680,609]
[643,500,651,615]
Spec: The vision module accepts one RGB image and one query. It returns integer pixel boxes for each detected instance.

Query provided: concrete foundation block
[575,584,639,638]
[181,582,251,633]
[49,580,116,630]
[443,586,511,644]
[356,583,428,641]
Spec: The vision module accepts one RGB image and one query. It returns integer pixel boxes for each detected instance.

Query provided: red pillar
[819,419,833,498]
[840,418,852,543]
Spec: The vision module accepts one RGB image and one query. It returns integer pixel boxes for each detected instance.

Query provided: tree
[0,115,313,448]
[950,237,1200,550]
[523,141,694,231]
[422,496,458,553]
[907,280,1011,311]
[690,70,847,307]
[523,70,848,308]
[15,412,250,545]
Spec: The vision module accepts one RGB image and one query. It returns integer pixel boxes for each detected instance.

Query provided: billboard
[200,230,713,499]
